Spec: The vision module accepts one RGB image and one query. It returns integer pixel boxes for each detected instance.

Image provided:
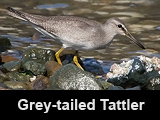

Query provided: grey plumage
[6,6,145,50]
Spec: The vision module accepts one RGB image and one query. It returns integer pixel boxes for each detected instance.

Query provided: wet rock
[31,80,46,90]
[0,55,2,65]
[21,47,56,65]
[20,47,56,75]
[0,37,11,52]
[32,33,41,40]
[108,85,141,90]
[125,86,141,90]
[2,60,21,72]
[4,81,27,90]
[146,76,160,90]
[100,81,114,90]
[106,56,160,89]
[1,55,19,63]
[23,61,46,75]
[0,37,11,46]
[47,64,102,90]
[6,71,33,82]
[0,83,11,90]
[28,75,49,90]
[45,61,62,77]
[0,71,10,83]
[150,57,160,71]
[108,85,125,90]
[82,58,105,75]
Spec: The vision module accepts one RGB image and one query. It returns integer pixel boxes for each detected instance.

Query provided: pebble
[4,81,28,90]
[45,61,62,77]
[2,61,21,72]
[82,58,105,75]
[23,61,46,75]
[147,76,160,90]
[1,55,19,63]
[32,33,41,40]
[28,75,49,90]
[6,71,33,82]
[0,56,2,65]
[0,83,11,90]
[0,37,11,52]
[0,71,10,83]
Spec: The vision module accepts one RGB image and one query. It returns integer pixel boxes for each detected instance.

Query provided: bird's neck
[102,24,117,44]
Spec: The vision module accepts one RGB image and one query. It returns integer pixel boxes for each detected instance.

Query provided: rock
[32,33,41,40]
[45,61,62,77]
[106,56,160,89]
[47,64,102,90]
[4,81,28,90]
[125,86,141,90]
[2,60,21,72]
[82,58,104,75]
[31,79,46,90]
[0,70,10,83]
[23,61,46,75]
[1,55,19,63]
[21,47,56,65]
[100,81,114,90]
[6,71,33,82]
[108,85,125,90]
[0,55,2,65]
[0,37,11,46]
[108,85,141,90]
[28,75,49,90]
[0,83,11,90]
[106,60,133,79]
[1,47,56,75]
[20,47,56,75]
[0,37,11,52]
[150,57,160,71]
[146,76,160,90]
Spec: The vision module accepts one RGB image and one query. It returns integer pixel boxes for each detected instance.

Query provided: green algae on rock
[47,64,102,90]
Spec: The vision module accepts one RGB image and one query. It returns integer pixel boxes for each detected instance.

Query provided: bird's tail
[6,6,28,21]
[6,6,58,39]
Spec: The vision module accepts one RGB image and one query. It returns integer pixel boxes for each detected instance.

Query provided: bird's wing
[6,7,103,44]
[40,16,103,41]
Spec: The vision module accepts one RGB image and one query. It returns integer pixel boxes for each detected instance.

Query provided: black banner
[0,91,158,113]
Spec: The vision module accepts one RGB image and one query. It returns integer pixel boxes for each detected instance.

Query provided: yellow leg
[73,55,84,71]
[55,48,64,65]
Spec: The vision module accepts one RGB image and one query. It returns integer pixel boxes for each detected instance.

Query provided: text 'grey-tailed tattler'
[6,6,145,70]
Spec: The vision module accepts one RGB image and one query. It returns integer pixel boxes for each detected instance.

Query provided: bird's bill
[125,31,145,49]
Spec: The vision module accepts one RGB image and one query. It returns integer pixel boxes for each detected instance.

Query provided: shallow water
[0,0,160,73]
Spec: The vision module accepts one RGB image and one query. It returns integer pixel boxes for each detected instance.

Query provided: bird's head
[105,17,145,49]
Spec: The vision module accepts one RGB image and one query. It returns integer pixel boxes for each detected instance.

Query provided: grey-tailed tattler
[6,6,145,70]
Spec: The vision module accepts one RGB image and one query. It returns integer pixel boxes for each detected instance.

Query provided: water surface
[0,0,160,73]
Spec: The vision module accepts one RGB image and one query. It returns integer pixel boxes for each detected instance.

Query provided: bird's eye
[118,24,122,28]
